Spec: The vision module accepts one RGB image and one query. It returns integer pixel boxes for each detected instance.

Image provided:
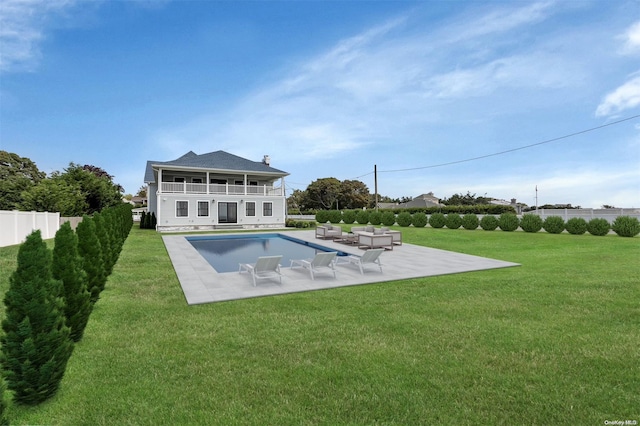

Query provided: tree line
[287,178,527,212]
[0,151,123,216]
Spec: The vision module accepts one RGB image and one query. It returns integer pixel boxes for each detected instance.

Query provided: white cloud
[595,73,640,117]
[158,2,584,163]
[620,20,640,54]
[0,0,78,72]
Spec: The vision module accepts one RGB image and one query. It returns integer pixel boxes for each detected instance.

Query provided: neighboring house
[401,192,444,208]
[490,198,523,214]
[131,196,147,206]
[377,192,444,209]
[144,150,289,231]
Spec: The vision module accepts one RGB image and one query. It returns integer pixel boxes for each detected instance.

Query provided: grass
[0,227,638,425]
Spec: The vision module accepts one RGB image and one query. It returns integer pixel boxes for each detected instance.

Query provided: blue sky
[1,0,639,208]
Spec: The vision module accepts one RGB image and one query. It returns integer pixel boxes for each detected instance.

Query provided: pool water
[187,234,347,273]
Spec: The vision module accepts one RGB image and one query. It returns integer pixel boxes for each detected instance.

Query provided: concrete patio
[163,230,520,305]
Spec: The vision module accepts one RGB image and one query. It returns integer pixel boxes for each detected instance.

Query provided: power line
[352,114,639,177]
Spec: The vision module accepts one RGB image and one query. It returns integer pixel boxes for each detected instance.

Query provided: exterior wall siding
[154,193,286,231]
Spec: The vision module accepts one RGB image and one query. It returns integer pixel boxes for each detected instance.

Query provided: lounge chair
[239,255,283,286]
[290,251,338,280]
[338,248,384,274]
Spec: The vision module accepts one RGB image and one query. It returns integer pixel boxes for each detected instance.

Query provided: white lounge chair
[339,248,384,274]
[290,251,338,280]
[239,255,283,286]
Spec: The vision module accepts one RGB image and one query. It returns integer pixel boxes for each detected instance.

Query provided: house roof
[144,150,289,183]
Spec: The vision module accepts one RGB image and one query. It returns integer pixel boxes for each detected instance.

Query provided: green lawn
[1,227,638,425]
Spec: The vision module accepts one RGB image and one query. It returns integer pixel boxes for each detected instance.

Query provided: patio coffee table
[333,232,359,245]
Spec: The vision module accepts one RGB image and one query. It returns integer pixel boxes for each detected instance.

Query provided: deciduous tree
[0,151,46,210]
[338,180,370,209]
[306,178,342,210]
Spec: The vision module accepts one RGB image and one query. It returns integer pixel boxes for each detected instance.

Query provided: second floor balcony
[160,182,284,197]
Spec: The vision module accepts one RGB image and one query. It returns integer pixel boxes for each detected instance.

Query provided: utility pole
[374,164,378,211]
[535,185,538,212]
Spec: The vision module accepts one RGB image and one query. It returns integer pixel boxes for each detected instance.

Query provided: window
[174,177,185,183]
[263,202,273,217]
[210,178,226,184]
[197,201,209,217]
[246,201,256,217]
[192,178,203,184]
[176,201,188,217]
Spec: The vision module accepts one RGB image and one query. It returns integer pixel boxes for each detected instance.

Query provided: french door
[218,202,237,223]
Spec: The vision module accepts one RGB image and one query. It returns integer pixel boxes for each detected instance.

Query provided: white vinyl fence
[530,208,640,223]
[0,210,61,248]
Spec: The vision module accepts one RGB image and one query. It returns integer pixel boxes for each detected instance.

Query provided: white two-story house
[144,150,289,231]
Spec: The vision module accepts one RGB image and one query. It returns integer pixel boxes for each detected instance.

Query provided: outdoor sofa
[350,226,402,246]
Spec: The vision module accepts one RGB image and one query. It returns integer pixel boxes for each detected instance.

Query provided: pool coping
[162,230,520,305]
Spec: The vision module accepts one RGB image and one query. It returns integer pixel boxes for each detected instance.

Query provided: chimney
[262,155,271,166]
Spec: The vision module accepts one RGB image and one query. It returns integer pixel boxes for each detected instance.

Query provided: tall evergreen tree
[0,230,74,405]
[52,222,92,342]
[76,216,106,304]
[94,212,114,276]
[0,377,8,425]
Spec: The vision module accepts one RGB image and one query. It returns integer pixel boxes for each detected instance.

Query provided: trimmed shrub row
[285,219,317,228]
[1,204,134,407]
[139,211,157,229]
[315,210,639,237]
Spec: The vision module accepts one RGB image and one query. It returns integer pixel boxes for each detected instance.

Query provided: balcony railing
[160,182,283,196]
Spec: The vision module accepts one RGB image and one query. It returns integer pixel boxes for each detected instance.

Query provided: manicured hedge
[543,216,565,234]
[566,217,587,235]
[480,215,499,231]
[461,214,479,230]
[429,213,446,229]
[587,218,610,236]
[498,213,519,232]
[520,214,543,233]
[396,212,412,227]
[445,214,462,230]
[342,210,357,225]
[356,210,370,225]
[611,216,640,237]
[412,212,428,228]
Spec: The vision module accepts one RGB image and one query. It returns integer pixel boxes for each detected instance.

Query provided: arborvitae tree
[139,211,146,229]
[0,230,74,405]
[93,213,114,279]
[150,212,157,229]
[104,210,119,272]
[0,377,8,425]
[145,211,153,229]
[76,216,106,304]
[52,222,92,342]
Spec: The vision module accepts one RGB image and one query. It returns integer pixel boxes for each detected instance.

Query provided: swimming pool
[186,234,348,273]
